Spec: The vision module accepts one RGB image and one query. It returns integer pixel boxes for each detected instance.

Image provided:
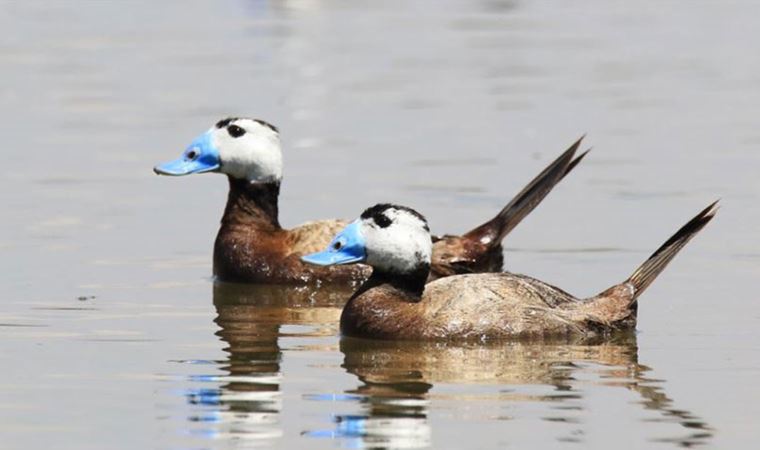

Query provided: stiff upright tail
[463,136,588,247]
[626,201,718,299]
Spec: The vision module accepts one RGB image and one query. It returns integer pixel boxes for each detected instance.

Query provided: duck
[154,117,587,285]
[301,201,717,340]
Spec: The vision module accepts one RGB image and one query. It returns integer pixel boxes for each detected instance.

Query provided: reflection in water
[180,282,353,445]
[308,335,714,448]
[306,357,433,449]
[176,282,712,448]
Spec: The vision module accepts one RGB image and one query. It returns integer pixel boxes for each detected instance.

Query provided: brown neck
[340,265,429,339]
[221,176,281,230]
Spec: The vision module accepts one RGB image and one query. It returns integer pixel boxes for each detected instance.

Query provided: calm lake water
[2,1,759,448]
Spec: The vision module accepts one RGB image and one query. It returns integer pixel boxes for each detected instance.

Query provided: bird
[301,201,717,340]
[154,117,586,285]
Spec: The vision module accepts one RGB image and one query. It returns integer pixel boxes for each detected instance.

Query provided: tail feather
[463,136,586,247]
[627,201,718,299]
[562,148,590,181]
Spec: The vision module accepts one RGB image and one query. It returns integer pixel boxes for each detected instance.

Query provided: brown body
[341,272,638,340]
[340,202,716,340]
[215,182,504,283]
[213,179,369,284]
[214,138,587,284]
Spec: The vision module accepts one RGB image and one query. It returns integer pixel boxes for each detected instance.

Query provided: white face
[359,205,432,274]
[211,118,283,182]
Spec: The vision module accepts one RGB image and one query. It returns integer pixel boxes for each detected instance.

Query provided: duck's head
[154,117,282,182]
[302,203,432,275]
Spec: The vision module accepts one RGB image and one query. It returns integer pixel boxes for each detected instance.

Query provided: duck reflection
[185,283,712,448]
[317,334,713,448]
[183,281,354,444]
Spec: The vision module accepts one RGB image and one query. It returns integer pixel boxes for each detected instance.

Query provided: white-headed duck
[154,117,586,284]
[302,201,717,340]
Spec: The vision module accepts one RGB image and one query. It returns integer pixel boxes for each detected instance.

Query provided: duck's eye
[332,240,343,250]
[227,125,246,138]
[374,214,392,228]
[186,149,199,160]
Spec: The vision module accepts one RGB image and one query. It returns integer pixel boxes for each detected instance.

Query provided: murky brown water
[2,1,759,448]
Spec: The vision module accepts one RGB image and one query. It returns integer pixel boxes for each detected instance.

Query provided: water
[1,0,759,448]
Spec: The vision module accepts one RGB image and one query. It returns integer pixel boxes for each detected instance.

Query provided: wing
[420,273,584,339]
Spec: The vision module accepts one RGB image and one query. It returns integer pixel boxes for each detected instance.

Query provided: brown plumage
[214,138,587,284]
[213,179,369,284]
[339,202,718,340]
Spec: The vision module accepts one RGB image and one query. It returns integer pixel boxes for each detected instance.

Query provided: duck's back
[287,219,349,255]
[419,273,586,339]
[429,235,503,281]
